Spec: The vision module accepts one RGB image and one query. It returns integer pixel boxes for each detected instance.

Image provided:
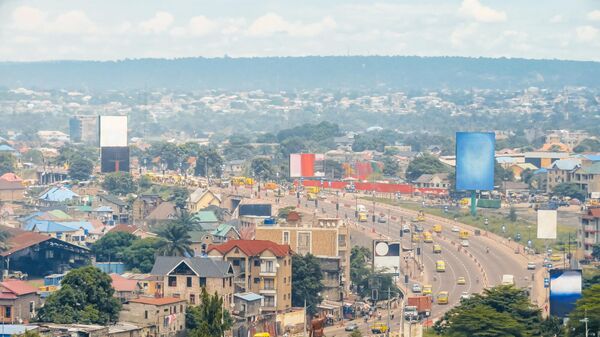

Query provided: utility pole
[386,287,391,337]
[303,298,307,337]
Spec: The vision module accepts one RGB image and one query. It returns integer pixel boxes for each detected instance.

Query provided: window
[254,260,261,267]
[29,301,35,313]
[186,277,192,287]
[283,231,290,244]
[229,277,232,287]
[264,296,275,307]
[233,260,240,266]
[190,294,196,304]
[168,276,177,287]
[199,277,206,287]
[144,310,148,319]
[180,305,183,313]
[4,306,11,318]
[254,277,260,284]
[262,260,274,273]
[263,278,274,290]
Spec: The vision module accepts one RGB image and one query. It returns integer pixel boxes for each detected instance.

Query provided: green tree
[148,142,185,170]
[169,187,190,210]
[102,172,137,195]
[17,330,41,337]
[250,157,276,180]
[508,207,518,222]
[21,149,44,165]
[194,146,224,177]
[552,183,587,201]
[91,231,137,262]
[405,154,449,181]
[138,174,153,190]
[495,161,515,186]
[568,284,600,336]
[349,330,363,337]
[121,237,161,273]
[186,288,234,337]
[68,155,94,181]
[0,153,16,176]
[382,156,400,177]
[36,266,121,324]
[156,222,193,256]
[292,253,324,315]
[443,304,525,337]
[350,246,371,289]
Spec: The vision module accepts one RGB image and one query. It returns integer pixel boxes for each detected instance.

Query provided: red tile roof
[0,173,22,182]
[0,228,51,257]
[110,274,139,292]
[108,224,138,234]
[0,280,38,295]
[207,240,291,257]
[128,297,185,306]
[589,208,600,218]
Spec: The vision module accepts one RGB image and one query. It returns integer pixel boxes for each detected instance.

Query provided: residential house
[120,273,163,298]
[0,180,25,203]
[189,224,241,256]
[132,195,163,224]
[187,188,221,213]
[150,256,234,307]
[108,224,157,239]
[119,297,187,337]
[509,163,538,181]
[413,173,450,189]
[38,186,79,206]
[224,160,246,177]
[579,207,600,260]
[111,274,141,302]
[24,220,96,246]
[95,195,129,224]
[546,159,581,193]
[0,227,90,277]
[0,280,42,324]
[145,202,178,227]
[569,161,600,198]
[207,240,292,313]
[232,292,264,337]
[191,211,219,230]
[254,218,350,302]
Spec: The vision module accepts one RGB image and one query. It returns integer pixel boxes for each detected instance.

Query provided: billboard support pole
[470,191,477,216]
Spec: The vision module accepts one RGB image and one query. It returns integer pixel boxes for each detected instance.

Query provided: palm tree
[156,222,194,257]
[172,209,201,231]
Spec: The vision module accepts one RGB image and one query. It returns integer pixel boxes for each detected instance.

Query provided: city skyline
[0,0,599,62]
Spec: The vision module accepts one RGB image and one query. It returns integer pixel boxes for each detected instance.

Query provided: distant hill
[1,56,600,91]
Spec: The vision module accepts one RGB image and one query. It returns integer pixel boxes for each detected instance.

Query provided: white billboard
[373,241,401,275]
[537,209,557,239]
[99,115,128,147]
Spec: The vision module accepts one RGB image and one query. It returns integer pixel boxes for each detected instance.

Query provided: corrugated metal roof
[234,292,263,302]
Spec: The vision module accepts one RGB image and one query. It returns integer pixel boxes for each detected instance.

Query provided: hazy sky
[1,0,599,61]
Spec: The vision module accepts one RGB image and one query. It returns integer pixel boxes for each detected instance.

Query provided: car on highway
[433,244,442,254]
[412,283,422,293]
[436,260,446,272]
[414,224,424,232]
[457,277,466,285]
[344,323,358,331]
[527,262,536,270]
[460,292,471,300]
[460,240,470,247]
[437,291,449,304]
[550,254,562,262]
[402,224,411,232]
[370,322,388,334]
[378,216,387,223]
[412,234,420,243]
[451,226,460,232]
[423,284,432,295]
[423,231,433,243]
[433,224,442,233]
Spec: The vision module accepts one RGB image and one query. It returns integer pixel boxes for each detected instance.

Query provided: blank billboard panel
[373,241,401,275]
[101,147,130,173]
[455,132,495,191]
[537,209,557,239]
[289,153,325,178]
[550,269,582,317]
[99,116,128,147]
[239,204,272,217]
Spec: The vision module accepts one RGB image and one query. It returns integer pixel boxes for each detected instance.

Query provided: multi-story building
[578,207,600,260]
[545,159,581,192]
[150,256,234,307]
[119,297,187,337]
[569,161,600,198]
[254,217,350,302]
[207,240,292,313]
[69,115,98,145]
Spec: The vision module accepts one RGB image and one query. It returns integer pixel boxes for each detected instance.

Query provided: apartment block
[579,207,600,260]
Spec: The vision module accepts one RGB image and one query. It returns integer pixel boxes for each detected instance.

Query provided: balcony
[259,269,276,277]
[584,225,599,233]
[584,237,598,245]
[259,288,277,295]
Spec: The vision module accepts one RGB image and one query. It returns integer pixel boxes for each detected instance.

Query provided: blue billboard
[550,269,582,317]
[455,132,495,191]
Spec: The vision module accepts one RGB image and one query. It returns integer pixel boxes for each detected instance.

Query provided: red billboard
[289,153,325,178]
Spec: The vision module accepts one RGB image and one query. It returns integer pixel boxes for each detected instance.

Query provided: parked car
[461,240,469,247]
[527,262,536,270]
[451,226,460,232]
[345,323,358,331]
[412,283,422,293]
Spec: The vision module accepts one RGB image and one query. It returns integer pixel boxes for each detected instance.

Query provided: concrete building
[546,159,581,192]
[207,240,292,313]
[119,297,187,337]
[254,218,350,302]
[569,161,600,198]
[150,256,234,307]
[524,152,569,169]
[187,188,221,213]
[0,280,42,324]
[69,115,98,145]
[579,207,600,260]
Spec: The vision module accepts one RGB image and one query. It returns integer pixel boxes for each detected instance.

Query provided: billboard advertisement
[455,132,495,191]
[101,147,130,173]
[373,241,401,275]
[537,209,557,239]
[99,115,128,147]
[289,153,325,178]
[550,269,582,317]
